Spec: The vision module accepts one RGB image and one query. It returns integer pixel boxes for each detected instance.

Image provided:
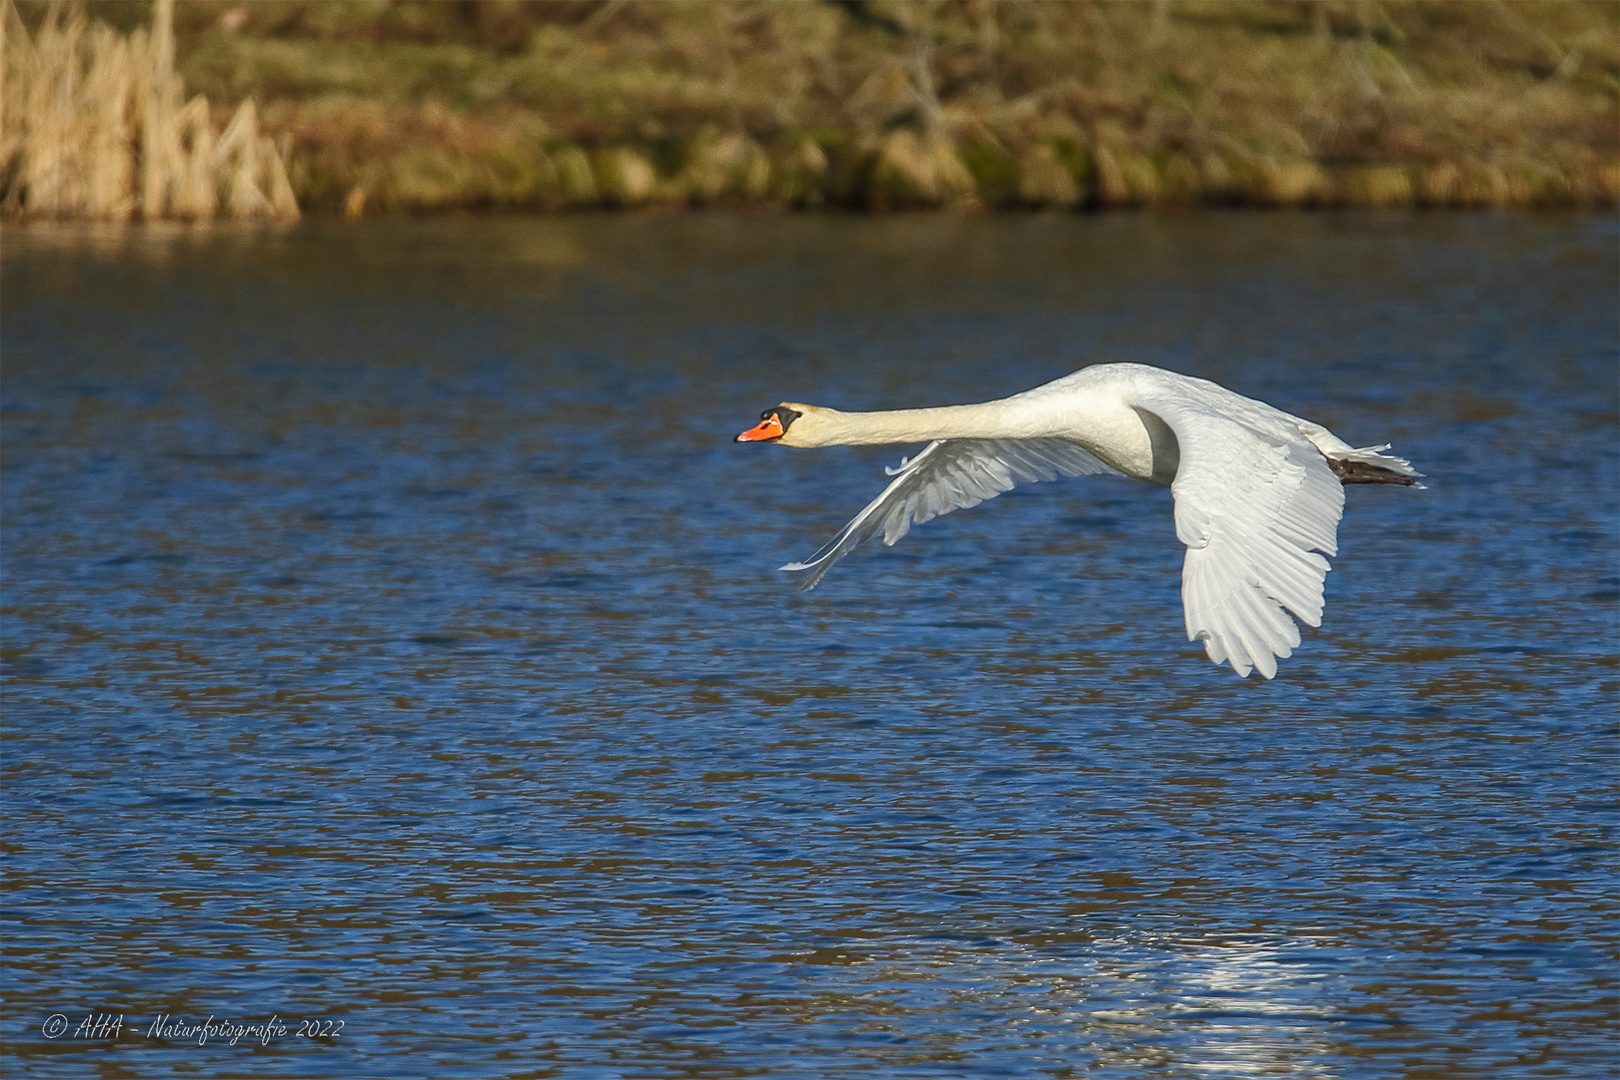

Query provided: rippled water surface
[3,213,1616,1078]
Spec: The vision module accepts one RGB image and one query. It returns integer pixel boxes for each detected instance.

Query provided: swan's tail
[1326,445,1425,488]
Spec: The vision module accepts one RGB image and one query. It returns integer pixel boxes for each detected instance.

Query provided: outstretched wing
[1131,390,1345,679]
[782,438,1118,591]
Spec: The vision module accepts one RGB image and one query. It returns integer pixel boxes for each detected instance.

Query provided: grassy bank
[7,0,1619,217]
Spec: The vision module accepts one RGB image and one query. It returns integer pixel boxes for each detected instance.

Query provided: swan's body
[735,363,1421,679]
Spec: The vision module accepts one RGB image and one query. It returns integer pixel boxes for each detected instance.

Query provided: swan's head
[734,403,827,447]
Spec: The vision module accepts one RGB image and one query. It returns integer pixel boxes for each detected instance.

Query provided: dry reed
[1,0,297,220]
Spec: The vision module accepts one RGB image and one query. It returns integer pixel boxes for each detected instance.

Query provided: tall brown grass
[0,0,297,220]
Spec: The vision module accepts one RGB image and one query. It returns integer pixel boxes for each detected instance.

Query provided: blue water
[3,213,1615,1078]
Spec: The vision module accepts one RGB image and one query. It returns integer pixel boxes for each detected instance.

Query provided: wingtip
[778,562,823,592]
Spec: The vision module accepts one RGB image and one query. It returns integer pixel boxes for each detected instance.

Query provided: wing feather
[782,438,1119,591]
[1130,390,1346,679]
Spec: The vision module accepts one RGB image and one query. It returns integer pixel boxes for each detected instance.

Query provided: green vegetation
[7,0,1618,217]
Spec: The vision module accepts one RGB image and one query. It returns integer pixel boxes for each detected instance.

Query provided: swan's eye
[761,410,776,421]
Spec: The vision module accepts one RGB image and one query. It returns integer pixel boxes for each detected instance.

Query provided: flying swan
[735,363,1421,679]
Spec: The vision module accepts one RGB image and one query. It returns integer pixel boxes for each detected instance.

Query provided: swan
[735,362,1421,679]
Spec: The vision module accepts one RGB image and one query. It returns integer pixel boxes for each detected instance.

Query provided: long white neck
[795,401,1041,446]
[772,367,1175,481]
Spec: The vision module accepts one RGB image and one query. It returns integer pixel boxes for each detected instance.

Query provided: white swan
[735,362,1421,679]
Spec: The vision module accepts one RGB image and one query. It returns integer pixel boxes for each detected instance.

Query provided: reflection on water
[2,213,1615,1078]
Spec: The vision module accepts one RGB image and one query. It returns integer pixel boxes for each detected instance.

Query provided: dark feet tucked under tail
[1328,457,1420,485]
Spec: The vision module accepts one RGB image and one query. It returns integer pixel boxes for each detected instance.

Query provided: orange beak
[735,413,785,443]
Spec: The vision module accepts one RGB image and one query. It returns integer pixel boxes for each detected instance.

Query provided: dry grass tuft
[1016,143,1080,207]
[869,130,976,209]
[1,0,296,220]
[680,131,771,204]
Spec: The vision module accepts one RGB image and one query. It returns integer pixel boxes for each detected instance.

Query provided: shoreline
[6,1,1617,219]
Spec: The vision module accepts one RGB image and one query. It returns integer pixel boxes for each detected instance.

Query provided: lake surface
[2,212,1615,1078]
